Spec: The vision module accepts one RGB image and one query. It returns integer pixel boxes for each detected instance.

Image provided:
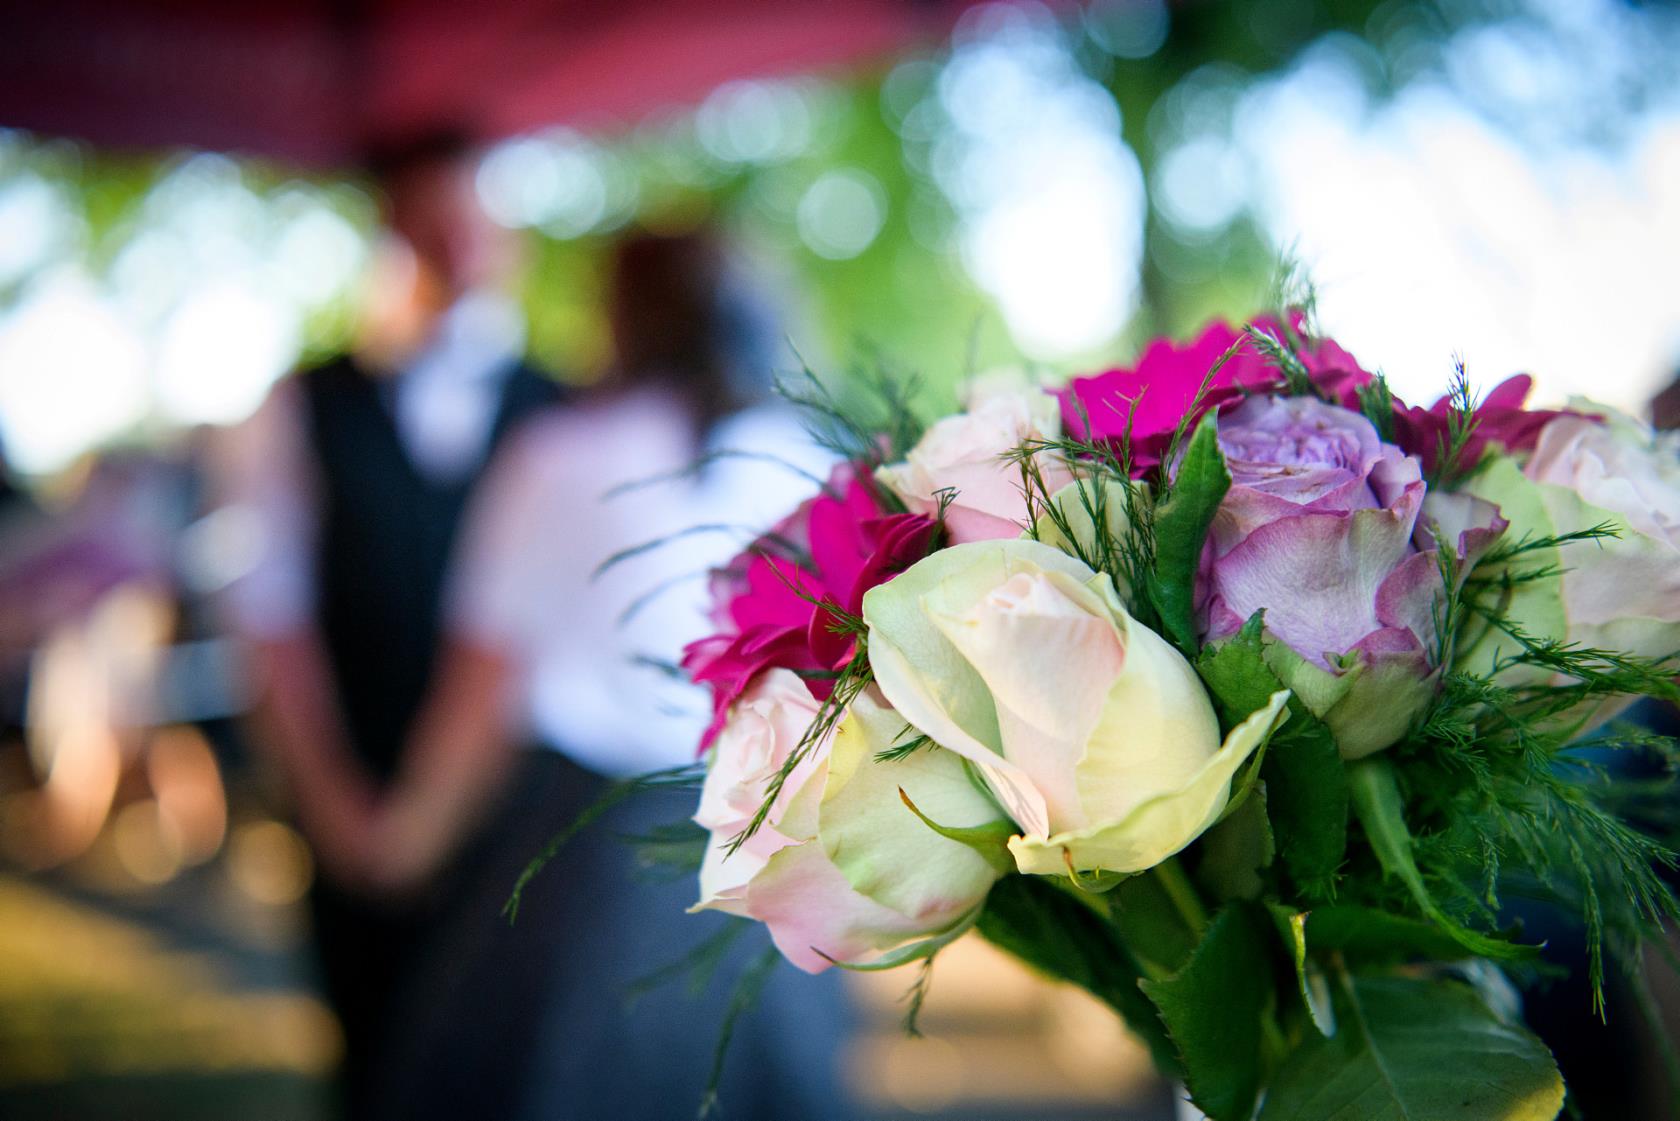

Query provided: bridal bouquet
[555,312,1680,1119]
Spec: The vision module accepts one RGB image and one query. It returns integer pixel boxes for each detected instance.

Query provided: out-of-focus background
[0,1,1675,1119]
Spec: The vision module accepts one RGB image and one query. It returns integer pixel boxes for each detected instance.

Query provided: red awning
[0,0,963,166]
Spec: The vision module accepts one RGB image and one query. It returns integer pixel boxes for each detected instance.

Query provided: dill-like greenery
[601,448,837,502]
[504,763,706,923]
[624,918,749,1007]
[1010,435,1156,621]
[1428,359,1483,487]
[1387,518,1680,1011]
[725,643,874,858]
[1266,250,1319,337]
[875,729,934,764]
[773,352,926,467]
[1244,324,1317,399]
[698,946,781,1119]
[1356,374,1398,443]
[901,957,936,1037]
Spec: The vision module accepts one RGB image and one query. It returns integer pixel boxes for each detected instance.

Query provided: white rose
[693,670,1005,971]
[877,384,1073,544]
[1460,412,1680,708]
[862,539,1289,877]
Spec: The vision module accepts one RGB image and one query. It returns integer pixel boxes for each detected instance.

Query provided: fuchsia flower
[1060,314,1373,475]
[1060,311,1575,487]
[1385,375,1572,478]
[683,466,940,753]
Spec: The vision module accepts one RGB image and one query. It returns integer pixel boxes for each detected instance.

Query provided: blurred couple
[216,133,851,1121]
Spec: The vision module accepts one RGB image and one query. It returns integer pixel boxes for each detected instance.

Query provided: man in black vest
[218,133,598,1120]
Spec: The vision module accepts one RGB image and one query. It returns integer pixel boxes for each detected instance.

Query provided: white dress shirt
[217,302,832,775]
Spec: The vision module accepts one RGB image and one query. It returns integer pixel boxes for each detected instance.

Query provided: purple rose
[1199,397,1451,757]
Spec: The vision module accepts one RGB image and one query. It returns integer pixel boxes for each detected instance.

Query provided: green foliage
[1196,614,1278,720]
[625,918,750,1006]
[1147,412,1231,657]
[1298,905,1476,964]
[1266,904,1335,1037]
[815,904,981,972]
[1258,974,1564,1121]
[899,957,936,1038]
[1112,871,1203,977]
[872,730,933,764]
[1356,374,1398,443]
[621,819,711,882]
[1140,904,1276,1121]
[1198,617,1347,900]
[505,763,705,923]
[1428,359,1483,487]
[1014,434,1159,623]
[1261,713,1348,902]
[1195,785,1275,903]
[1348,759,1538,963]
[698,946,782,1120]
[896,788,1016,876]
[774,359,928,468]
[1390,517,1680,1010]
[1243,324,1317,398]
[727,642,873,858]
[977,875,1181,1078]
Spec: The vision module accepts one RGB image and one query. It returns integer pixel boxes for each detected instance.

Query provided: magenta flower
[1386,375,1573,478]
[684,466,940,753]
[1060,314,1373,475]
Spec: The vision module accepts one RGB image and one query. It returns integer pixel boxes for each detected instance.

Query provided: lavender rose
[1199,397,1452,757]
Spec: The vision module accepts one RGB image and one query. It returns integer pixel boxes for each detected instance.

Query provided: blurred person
[468,228,856,1120]
[219,143,852,1119]
[216,131,586,1120]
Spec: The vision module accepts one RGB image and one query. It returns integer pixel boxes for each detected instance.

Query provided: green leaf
[1197,612,1281,725]
[1259,974,1564,1121]
[1139,904,1273,1121]
[1149,412,1231,658]
[815,904,981,972]
[977,875,1181,1077]
[1302,905,1480,965]
[896,787,1016,877]
[1266,905,1335,1037]
[1199,619,1346,898]
[1195,783,1275,903]
[1112,872,1202,977]
[1262,704,1347,900]
[1348,759,1539,963]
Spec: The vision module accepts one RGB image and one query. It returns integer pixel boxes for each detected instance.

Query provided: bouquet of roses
[535,312,1680,1120]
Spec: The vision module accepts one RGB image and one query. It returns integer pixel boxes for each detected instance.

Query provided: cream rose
[877,384,1073,544]
[692,670,1005,971]
[862,539,1289,877]
[1460,411,1680,720]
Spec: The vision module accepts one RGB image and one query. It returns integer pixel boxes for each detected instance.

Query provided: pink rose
[692,672,1003,971]
[877,385,1073,543]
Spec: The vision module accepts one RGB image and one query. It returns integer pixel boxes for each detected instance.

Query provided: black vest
[301,356,563,782]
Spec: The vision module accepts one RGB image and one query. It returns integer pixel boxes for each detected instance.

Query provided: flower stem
[1152,856,1209,940]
